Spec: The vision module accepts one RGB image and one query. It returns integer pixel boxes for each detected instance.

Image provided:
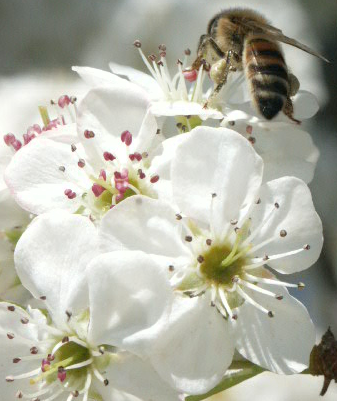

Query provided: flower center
[6,309,112,400]
[199,242,248,287]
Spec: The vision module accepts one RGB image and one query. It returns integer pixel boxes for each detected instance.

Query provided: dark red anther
[121,130,132,146]
[58,95,71,108]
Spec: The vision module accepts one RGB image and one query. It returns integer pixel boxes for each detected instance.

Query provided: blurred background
[0,0,336,399]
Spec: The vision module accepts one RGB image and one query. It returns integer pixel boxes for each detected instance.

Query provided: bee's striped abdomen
[244,36,289,120]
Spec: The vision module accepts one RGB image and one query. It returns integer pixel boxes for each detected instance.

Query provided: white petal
[99,352,181,401]
[172,127,263,236]
[14,211,98,326]
[0,189,31,230]
[250,177,323,273]
[253,128,319,184]
[109,62,162,100]
[99,195,189,258]
[0,302,42,399]
[41,122,78,144]
[5,138,91,215]
[87,251,173,353]
[292,90,319,120]
[76,86,150,162]
[150,295,235,394]
[236,286,315,374]
[150,100,223,119]
[73,66,149,97]
[132,110,160,154]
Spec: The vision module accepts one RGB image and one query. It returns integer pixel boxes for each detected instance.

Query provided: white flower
[5,86,182,220]
[0,97,80,303]
[98,127,323,394]
[73,41,250,124]
[2,211,179,401]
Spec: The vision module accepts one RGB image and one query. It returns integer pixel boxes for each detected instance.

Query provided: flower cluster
[0,36,324,401]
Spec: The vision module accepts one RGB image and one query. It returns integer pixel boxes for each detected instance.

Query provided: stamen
[9,367,41,380]
[239,279,280,298]
[65,358,93,371]
[236,285,273,317]
[245,247,305,269]
[79,372,92,395]
[218,287,233,317]
[244,273,303,289]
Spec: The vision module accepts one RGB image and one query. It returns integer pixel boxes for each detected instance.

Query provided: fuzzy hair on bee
[188,8,328,123]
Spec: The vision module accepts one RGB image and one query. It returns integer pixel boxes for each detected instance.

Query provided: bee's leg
[203,50,233,109]
[288,73,300,97]
[192,35,225,70]
[283,97,301,124]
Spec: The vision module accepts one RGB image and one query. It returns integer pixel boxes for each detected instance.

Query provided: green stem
[186,362,265,401]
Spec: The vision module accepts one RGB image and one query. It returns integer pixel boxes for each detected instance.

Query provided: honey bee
[189,8,329,123]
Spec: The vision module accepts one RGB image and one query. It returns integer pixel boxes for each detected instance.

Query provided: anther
[230,219,238,225]
[206,239,212,246]
[256,198,261,204]
[263,255,269,261]
[7,305,15,312]
[232,314,238,320]
[175,213,182,220]
[13,358,21,363]
[181,125,187,132]
[133,40,142,48]
[197,255,204,263]
[177,59,183,65]
[104,379,109,386]
[66,310,72,321]
[280,229,287,237]
[70,96,77,104]
[59,166,66,172]
[142,152,148,158]
[275,295,283,300]
[57,367,66,382]
[268,311,275,318]
[84,130,95,139]
[298,282,305,290]
[176,122,182,129]
[62,336,69,343]
[232,275,240,283]
[184,48,191,56]
[99,346,105,355]
[210,301,215,307]
[148,54,156,62]
[121,130,132,146]
[158,44,166,51]
[71,144,77,152]
[7,333,14,339]
[6,376,14,382]
[156,129,161,135]
[168,265,175,272]
[228,121,235,126]
[40,295,46,300]
[15,390,23,398]
[58,95,71,108]
[303,244,310,250]
[248,137,256,145]
[30,347,38,354]
[150,175,160,183]
[21,318,29,324]
[72,390,79,397]
[212,193,217,198]
[47,354,55,361]
[185,235,193,242]
[274,202,280,208]
[78,159,86,168]
[246,125,253,135]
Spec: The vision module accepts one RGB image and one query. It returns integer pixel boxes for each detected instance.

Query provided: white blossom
[1,211,179,401]
[4,86,183,220]
[98,127,323,394]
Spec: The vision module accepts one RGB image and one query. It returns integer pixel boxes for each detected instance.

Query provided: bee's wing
[242,19,330,63]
